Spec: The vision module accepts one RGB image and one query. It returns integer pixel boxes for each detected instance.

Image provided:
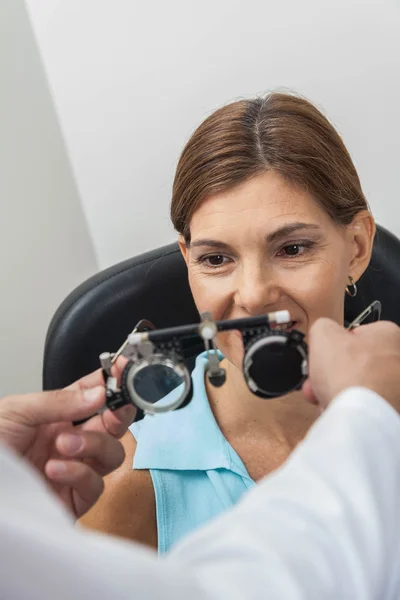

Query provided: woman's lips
[270,320,298,332]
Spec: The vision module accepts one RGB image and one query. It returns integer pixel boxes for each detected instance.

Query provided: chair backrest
[43,224,400,390]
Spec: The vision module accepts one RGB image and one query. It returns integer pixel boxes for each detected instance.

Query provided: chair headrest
[43,224,400,390]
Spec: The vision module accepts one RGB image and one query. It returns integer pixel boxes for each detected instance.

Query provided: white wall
[26,0,400,270]
[0,0,98,395]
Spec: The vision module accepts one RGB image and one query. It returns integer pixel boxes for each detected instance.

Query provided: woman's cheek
[216,332,244,367]
[189,274,231,318]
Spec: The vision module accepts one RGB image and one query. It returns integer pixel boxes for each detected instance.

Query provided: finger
[0,386,106,427]
[308,318,347,364]
[66,368,105,393]
[69,358,134,431]
[45,459,104,517]
[66,357,129,393]
[55,431,125,475]
[351,320,399,337]
[76,399,136,438]
[302,378,319,405]
[101,404,136,438]
[113,355,129,374]
[76,355,135,436]
[309,317,344,345]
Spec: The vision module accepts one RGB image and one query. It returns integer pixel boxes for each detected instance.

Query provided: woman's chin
[218,346,244,371]
[216,331,245,369]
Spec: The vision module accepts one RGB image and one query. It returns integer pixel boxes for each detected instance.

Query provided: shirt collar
[131,352,250,478]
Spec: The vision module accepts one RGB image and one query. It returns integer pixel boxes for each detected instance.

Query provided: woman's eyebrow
[188,239,233,250]
[266,223,321,244]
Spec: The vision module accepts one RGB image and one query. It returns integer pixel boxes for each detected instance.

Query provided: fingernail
[83,386,104,404]
[49,462,67,476]
[62,434,83,455]
[118,405,134,417]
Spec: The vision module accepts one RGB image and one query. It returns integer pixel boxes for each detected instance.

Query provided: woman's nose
[234,267,281,315]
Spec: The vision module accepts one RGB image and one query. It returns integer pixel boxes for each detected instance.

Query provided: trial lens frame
[100,310,291,417]
[77,300,382,424]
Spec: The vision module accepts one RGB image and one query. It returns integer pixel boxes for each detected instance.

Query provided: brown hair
[171,92,368,243]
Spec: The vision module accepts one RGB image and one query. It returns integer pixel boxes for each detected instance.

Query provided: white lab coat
[1,387,400,599]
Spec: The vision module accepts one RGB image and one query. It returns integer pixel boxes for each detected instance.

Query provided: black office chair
[43,224,400,390]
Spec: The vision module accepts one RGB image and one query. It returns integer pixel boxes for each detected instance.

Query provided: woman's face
[180,171,374,369]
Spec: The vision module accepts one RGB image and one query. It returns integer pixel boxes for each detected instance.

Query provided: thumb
[308,317,345,350]
[302,378,319,405]
[0,386,105,427]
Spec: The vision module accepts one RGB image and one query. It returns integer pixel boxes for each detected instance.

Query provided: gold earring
[345,276,357,298]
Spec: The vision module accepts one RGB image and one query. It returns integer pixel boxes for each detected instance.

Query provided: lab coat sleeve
[1,387,400,600]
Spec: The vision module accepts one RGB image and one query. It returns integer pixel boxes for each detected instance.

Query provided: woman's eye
[199,254,229,268]
[276,244,309,258]
[284,244,301,256]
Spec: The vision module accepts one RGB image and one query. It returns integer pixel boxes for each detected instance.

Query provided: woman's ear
[347,211,376,282]
[178,235,189,266]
